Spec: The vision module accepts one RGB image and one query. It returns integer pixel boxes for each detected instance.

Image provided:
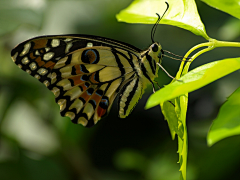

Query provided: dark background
[0,0,240,180]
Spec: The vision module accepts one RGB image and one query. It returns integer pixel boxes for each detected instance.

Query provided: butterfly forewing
[11,35,147,127]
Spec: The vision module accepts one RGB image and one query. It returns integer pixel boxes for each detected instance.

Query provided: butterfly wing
[11,35,142,127]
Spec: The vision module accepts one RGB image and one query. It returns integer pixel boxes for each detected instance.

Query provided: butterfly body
[11,34,163,127]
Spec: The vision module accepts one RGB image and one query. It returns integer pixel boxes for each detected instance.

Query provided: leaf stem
[178,39,240,78]
[212,39,240,48]
[176,42,211,79]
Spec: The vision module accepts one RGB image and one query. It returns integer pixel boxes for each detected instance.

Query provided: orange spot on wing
[69,76,85,86]
[32,39,48,49]
[44,61,56,69]
[97,107,107,118]
[29,52,36,59]
[74,65,84,75]
[89,73,99,84]
[91,93,102,104]
[35,57,45,67]
[97,98,108,118]
[86,50,96,63]
[80,91,91,102]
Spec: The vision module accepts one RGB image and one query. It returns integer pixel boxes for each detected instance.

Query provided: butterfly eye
[151,44,159,52]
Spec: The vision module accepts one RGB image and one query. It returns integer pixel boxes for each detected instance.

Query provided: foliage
[117,0,240,179]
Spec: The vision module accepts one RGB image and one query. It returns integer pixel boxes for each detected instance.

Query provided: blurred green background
[1,0,240,180]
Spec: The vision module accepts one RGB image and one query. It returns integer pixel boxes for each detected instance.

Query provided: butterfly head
[149,42,163,64]
[140,42,164,83]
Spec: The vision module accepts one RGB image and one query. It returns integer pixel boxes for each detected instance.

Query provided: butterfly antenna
[162,54,191,62]
[163,50,192,61]
[151,14,161,43]
[151,2,169,43]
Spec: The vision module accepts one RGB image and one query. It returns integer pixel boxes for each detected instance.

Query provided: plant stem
[174,38,240,180]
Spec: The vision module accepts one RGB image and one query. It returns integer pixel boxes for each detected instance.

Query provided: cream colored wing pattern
[11,35,144,127]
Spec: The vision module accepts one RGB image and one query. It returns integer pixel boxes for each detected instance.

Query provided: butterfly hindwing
[11,35,142,127]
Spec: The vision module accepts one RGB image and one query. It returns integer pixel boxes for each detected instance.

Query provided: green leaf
[176,95,188,180]
[160,91,188,180]
[160,101,184,140]
[207,87,240,146]
[116,0,209,40]
[201,0,240,20]
[146,57,240,109]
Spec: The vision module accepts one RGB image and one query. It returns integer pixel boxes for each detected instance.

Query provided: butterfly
[11,3,182,127]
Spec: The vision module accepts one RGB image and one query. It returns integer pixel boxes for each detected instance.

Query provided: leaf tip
[207,136,214,147]
[144,101,152,110]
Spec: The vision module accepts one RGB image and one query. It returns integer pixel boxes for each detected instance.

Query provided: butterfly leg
[151,82,156,93]
[154,80,161,90]
[156,62,183,82]
[151,80,162,93]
